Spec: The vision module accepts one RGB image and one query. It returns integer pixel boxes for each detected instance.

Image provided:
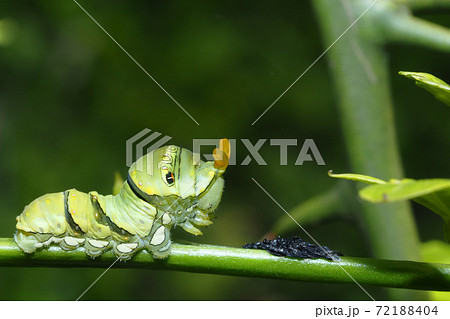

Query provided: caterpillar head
[127,139,230,234]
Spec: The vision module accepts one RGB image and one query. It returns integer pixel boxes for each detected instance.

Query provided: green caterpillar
[15,139,230,260]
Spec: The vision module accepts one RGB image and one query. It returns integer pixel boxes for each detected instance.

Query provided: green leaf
[327,171,386,185]
[399,71,450,106]
[421,240,450,301]
[422,240,450,264]
[112,171,124,196]
[360,179,450,203]
[329,173,450,241]
[360,180,450,241]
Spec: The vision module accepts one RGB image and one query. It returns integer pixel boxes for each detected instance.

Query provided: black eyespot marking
[165,172,175,186]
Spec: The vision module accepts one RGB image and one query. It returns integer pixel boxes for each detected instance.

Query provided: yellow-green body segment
[15,141,229,260]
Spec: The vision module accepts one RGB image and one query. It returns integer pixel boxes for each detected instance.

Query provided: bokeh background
[0,0,449,300]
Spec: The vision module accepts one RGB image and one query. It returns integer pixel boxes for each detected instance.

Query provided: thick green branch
[313,0,421,258]
[1,238,450,292]
[313,0,424,299]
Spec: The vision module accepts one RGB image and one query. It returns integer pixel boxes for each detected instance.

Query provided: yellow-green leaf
[327,171,386,185]
[421,240,450,301]
[112,171,124,196]
[399,71,450,106]
[360,180,450,241]
[329,172,450,242]
[360,179,450,203]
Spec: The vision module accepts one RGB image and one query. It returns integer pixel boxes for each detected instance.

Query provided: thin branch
[400,0,450,11]
[1,238,450,291]
[380,10,450,52]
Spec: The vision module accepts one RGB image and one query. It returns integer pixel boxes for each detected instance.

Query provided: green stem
[312,0,424,299]
[1,238,450,293]
[399,0,450,10]
[379,9,450,52]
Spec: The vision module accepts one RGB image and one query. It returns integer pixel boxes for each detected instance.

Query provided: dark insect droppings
[242,236,343,261]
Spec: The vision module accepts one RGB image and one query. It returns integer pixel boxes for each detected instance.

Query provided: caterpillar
[15,138,230,260]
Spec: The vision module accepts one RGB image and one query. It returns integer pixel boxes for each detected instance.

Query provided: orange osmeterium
[213,138,230,170]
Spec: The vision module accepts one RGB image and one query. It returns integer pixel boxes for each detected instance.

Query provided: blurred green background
[0,0,449,300]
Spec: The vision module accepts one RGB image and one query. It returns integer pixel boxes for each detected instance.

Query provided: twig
[1,238,450,291]
[400,0,450,11]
